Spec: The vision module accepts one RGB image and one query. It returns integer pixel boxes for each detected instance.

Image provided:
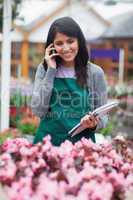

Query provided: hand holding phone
[44,43,59,68]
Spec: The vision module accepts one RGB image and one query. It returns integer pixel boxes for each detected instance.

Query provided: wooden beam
[30,0,70,33]
[21,33,29,77]
[87,5,111,26]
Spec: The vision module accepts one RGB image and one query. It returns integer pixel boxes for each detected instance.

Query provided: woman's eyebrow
[54,40,62,42]
[54,38,74,42]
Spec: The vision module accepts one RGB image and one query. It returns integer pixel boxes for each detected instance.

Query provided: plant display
[17,116,39,135]
[10,78,33,128]
[99,121,114,136]
[0,136,132,200]
[0,129,21,145]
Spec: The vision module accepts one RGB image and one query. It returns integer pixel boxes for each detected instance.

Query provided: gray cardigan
[30,62,108,131]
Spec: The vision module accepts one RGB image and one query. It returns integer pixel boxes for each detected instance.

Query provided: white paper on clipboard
[68,100,119,137]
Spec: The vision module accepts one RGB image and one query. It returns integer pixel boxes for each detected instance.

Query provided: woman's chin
[62,57,75,63]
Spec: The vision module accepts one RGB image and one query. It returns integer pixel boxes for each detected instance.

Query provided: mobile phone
[50,44,57,55]
[50,44,61,67]
[51,49,57,55]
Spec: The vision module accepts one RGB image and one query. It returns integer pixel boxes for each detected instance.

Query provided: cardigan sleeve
[93,66,108,131]
[30,63,57,118]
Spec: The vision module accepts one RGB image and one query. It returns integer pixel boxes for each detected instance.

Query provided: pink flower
[0,136,132,199]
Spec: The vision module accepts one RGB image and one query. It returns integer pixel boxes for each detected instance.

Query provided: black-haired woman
[31,17,108,146]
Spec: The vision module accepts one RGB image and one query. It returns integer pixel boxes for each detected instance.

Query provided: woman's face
[53,32,79,66]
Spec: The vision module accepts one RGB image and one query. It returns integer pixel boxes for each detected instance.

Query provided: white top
[56,66,76,78]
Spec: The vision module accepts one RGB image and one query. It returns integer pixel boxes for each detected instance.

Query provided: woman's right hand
[44,43,59,68]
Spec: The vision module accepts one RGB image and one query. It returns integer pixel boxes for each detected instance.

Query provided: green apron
[34,78,95,146]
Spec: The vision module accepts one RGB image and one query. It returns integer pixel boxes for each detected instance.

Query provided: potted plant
[17,116,39,142]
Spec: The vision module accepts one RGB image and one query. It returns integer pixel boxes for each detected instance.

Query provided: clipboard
[68,100,119,137]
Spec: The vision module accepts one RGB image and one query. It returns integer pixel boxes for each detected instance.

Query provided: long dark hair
[43,17,89,87]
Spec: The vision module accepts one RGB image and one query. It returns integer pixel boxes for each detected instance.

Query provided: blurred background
[0,0,133,143]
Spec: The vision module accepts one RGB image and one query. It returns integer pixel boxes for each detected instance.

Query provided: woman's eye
[55,42,63,46]
[67,39,74,44]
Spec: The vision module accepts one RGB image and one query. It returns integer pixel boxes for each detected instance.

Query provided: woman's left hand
[80,113,100,129]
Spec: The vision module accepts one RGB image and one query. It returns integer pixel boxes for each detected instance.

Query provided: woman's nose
[63,43,70,51]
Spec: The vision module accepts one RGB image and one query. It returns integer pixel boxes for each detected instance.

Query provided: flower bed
[0,128,21,145]
[0,136,133,200]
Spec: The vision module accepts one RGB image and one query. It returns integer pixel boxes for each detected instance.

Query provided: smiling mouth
[63,53,73,56]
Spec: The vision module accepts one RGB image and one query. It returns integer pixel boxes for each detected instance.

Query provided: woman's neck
[61,61,75,68]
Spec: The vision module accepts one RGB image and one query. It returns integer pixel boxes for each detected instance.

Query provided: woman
[31,17,108,146]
